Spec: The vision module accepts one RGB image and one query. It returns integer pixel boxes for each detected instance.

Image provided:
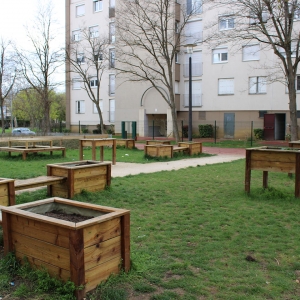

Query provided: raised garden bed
[178,141,202,155]
[245,146,300,197]
[47,160,111,198]
[145,140,171,145]
[2,197,130,299]
[116,139,135,149]
[144,144,173,158]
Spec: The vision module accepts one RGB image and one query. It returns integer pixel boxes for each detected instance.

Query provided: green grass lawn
[1,156,300,299]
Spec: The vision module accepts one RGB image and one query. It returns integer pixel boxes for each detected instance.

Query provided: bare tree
[16,1,63,135]
[66,28,109,134]
[0,39,16,134]
[116,0,197,142]
[205,0,300,140]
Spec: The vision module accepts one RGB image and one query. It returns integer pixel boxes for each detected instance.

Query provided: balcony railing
[183,62,203,77]
[183,94,202,107]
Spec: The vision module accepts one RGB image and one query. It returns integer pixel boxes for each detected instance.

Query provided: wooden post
[121,213,130,272]
[245,149,251,193]
[69,229,85,300]
[112,139,116,165]
[106,164,112,187]
[263,171,268,189]
[79,140,83,160]
[100,146,104,162]
[295,153,300,198]
[2,212,13,255]
[92,141,96,160]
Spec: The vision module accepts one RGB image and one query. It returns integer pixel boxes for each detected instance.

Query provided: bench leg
[22,152,27,160]
[263,171,268,189]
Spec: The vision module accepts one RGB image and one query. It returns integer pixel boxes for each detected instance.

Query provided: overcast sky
[0,0,65,45]
[0,0,66,90]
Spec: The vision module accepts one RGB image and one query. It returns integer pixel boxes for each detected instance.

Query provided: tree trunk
[288,73,298,141]
[169,94,180,142]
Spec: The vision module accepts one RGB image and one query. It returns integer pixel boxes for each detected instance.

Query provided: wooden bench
[0,145,66,160]
[14,176,66,191]
[173,146,189,155]
[0,176,66,224]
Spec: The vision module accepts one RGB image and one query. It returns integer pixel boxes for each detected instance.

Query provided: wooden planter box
[0,178,15,208]
[47,161,111,198]
[245,146,300,197]
[2,197,130,299]
[144,144,173,158]
[178,142,202,155]
[116,139,135,149]
[146,140,171,145]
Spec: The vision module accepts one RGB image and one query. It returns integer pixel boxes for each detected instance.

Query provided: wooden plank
[18,252,71,281]
[83,218,121,248]
[48,167,69,177]
[51,186,69,198]
[84,236,121,270]
[69,229,85,300]
[14,176,66,190]
[0,196,9,206]
[11,231,70,270]
[2,211,13,254]
[85,256,121,293]
[121,213,130,272]
[10,214,70,248]
[250,160,295,173]
[73,166,108,179]
[251,151,296,163]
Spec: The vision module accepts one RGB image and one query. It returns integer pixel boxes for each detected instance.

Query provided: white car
[12,127,36,136]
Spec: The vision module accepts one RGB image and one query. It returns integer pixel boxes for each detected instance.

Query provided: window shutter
[81,101,85,113]
[258,77,267,93]
[76,5,85,16]
[243,44,260,61]
[249,77,257,94]
[219,79,234,94]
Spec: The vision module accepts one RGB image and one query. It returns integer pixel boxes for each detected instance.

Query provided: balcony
[183,94,202,107]
[183,62,203,77]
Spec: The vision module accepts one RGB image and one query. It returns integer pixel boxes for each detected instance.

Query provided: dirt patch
[43,210,93,222]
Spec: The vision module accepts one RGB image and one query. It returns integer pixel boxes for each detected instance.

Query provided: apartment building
[66,0,299,140]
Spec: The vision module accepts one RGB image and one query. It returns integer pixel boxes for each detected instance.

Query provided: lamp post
[184,44,196,142]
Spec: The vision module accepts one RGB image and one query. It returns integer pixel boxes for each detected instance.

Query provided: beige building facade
[66,0,300,139]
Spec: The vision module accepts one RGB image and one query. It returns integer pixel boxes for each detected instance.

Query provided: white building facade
[66,0,300,140]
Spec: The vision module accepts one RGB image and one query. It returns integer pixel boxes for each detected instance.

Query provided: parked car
[12,128,36,136]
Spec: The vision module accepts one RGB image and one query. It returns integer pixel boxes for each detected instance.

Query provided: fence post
[181,120,184,142]
[152,120,155,140]
[214,120,217,144]
[251,121,253,147]
[79,121,80,134]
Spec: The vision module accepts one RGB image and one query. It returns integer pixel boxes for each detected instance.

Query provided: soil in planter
[43,210,93,222]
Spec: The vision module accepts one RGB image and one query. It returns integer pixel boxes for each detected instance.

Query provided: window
[75,100,85,114]
[278,43,298,58]
[218,78,234,95]
[93,0,103,12]
[184,51,203,77]
[249,10,268,25]
[72,30,80,42]
[249,77,267,94]
[93,101,103,113]
[175,21,180,34]
[186,0,202,15]
[242,44,260,61]
[109,23,115,44]
[184,80,202,106]
[90,77,98,88]
[297,75,300,91]
[94,52,103,61]
[109,99,115,122]
[109,0,115,18]
[109,49,115,68]
[219,16,234,30]
[109,74,115,96]
[175,52,180,63]
[76,4,85,17]
[89,26,99,38]
[77,53,85,64]
[72,78,81,89]
[212,48,228,63]
[185,20,202,44]
[175,81,179,94]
